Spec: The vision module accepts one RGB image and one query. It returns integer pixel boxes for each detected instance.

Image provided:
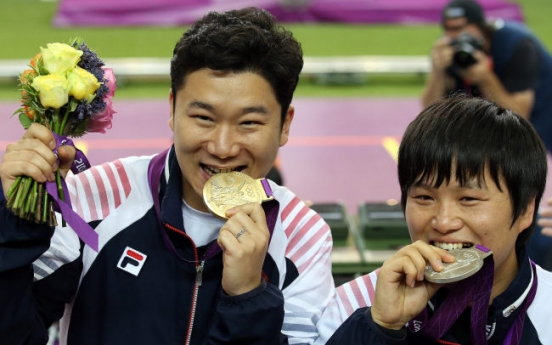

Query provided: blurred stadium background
[1,0,551,281]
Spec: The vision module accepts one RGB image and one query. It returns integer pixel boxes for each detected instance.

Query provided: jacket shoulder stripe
[337,271,378,316]
[72,159,132,221]
[113,159,131,198]
[281,196,330,272]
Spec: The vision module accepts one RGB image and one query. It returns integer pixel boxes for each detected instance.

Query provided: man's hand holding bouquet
[5,38,117,251]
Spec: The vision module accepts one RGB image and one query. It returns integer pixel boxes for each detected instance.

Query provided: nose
[206,125,241,159]
[431,202,463,233]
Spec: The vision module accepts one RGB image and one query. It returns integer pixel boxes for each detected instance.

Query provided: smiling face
[405,168,535,297]
[169,68,293,212]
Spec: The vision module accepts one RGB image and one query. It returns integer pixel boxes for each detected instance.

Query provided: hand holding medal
[203,171,274,295]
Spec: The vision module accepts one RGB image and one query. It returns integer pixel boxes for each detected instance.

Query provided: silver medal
[424,245,493,284]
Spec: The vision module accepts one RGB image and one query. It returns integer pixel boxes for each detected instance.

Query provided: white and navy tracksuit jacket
[0,147,335,345]
[318,249,552,345]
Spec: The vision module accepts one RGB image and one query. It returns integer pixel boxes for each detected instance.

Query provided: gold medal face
[424,247,493,284]
[203,171,265,219]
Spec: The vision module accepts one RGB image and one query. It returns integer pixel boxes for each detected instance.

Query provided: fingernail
[49,140,56,150]
[49,173,55,181]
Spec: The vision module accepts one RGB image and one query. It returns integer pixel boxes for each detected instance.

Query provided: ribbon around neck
[408,250,538,345]
[409,249,494,343]
[45,133,99,251]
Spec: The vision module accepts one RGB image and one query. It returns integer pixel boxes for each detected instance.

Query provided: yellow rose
[41,43,83,74]
[31,74,69,109]
[67,66,101,102]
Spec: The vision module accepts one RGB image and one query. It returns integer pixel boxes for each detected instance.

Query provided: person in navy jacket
[0,8,335,345]
[318,96,552,344]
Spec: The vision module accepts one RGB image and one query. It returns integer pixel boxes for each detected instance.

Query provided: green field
[0,0,550,99]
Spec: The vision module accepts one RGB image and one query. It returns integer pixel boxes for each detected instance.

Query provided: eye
[415,195,433,202]
[240,119,265,129]
[195,115,212,122]
[408,189,434,204]
[459,196,481,204]
[190,114,214,125]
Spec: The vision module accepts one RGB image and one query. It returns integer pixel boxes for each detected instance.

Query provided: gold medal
[202,171,274,219]
[424,245,493,284]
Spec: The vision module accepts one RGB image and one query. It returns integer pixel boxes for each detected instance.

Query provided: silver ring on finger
[235,227,246,239]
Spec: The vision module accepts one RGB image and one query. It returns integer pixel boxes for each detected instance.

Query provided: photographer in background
[422,0,552,271]
[422,0,552,130]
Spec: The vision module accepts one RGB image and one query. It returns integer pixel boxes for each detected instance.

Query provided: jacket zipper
[185,260,205,345]
[164,222,205,345]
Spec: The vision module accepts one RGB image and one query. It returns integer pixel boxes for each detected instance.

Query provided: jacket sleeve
[0,198,81,345]
[279,201,336,344]
[325,307,407,345]
[207,280,288,345]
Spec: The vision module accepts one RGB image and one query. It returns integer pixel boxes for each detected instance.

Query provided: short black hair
[398,96,547,248]
[170,7,303,124]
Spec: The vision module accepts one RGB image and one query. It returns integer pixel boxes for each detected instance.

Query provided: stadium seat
[358,202,411,250]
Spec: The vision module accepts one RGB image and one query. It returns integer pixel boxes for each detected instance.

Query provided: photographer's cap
[442,0,485,25]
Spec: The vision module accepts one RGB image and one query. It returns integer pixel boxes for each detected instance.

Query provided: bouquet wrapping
[6,38,117,251]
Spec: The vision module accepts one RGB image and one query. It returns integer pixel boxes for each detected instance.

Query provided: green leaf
[19,112,33,129]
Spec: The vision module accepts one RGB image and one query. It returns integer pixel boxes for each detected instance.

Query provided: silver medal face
[424,246,493,284]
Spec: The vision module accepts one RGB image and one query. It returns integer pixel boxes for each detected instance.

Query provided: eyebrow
[187,101,269,115]
[188,100,214,112]
[242,106,268,115]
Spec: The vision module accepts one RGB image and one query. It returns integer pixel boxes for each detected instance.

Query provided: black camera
[450,33,484,69]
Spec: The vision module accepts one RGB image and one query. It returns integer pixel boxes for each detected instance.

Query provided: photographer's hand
[458,50,492,85]
[431,37,454,72]
[422,37,455,108]
[538,198,552,237]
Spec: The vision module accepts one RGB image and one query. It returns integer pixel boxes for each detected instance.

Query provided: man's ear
[168,89,174,132]
[279,106,294,147]
[518,198,536,234]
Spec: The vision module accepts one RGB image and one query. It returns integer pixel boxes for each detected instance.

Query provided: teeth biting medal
[203,171,274,219]
[424,244,493,284]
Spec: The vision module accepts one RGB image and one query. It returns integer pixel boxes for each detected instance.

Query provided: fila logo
[117,247,147,276]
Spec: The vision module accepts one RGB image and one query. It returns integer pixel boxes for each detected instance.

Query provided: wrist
[370,308,407,331]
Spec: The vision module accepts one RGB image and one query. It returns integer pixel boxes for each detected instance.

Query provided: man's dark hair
[398,95,547,248]
[170,7,303,123]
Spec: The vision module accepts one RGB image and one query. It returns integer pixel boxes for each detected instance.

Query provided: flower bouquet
[6,38,117,229]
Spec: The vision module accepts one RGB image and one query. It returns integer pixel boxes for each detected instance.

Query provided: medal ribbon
[407,249,494,343]
[147,148,278,260]
[408,252,538,345]
[45,133,99,251]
